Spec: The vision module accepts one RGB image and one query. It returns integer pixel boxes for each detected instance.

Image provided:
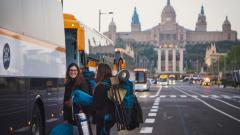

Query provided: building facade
[205,43,226,67]
[104,0,238,74]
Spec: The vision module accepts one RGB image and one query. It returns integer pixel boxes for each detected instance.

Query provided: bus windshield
[135,71,147,83]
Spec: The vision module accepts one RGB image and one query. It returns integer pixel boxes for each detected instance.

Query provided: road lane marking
[221,95,232,99]
[170,95,177,98]
[180,95,187,98]
[145,118,155,123]
[150,87,162,98]
[201,95,209,98]
[210,97,240,110]
[154,100,160,103]
[150,109,158,112]
[140,127,153,134]
[233,96,240,99]
[160,95,166,98]
[174,87,240,123]
[148,113,157,117]
[152,106,159,109]
[211,95,220,98]
[153,102,159,106]
[178,87,240,110]
[191,95,198,98]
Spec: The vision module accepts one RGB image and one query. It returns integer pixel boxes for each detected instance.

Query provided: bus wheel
[31,106,44,135]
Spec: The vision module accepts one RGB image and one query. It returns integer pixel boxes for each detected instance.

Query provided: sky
[63,0,240,38]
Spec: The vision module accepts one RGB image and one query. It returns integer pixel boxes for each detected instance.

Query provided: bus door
[65,29,79,66]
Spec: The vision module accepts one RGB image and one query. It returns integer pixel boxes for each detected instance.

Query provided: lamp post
[98,10,113,32]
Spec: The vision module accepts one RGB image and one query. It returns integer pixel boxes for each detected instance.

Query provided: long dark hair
[65,63,86,88]
[96,63,112,83]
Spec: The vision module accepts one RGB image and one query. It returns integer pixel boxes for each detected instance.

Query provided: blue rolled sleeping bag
[121,79,134,109]
[49,123,73,135]
[72,89,93,106]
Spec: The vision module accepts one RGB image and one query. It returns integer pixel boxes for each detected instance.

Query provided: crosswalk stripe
[191,95,198,98]
[211,95,220,98]
[137,94,239,99]
[140,127,153,134]
[148,113,157,117]
[170,95,177,98]
[221,95,232,99]
[145,118,155,123]
[201,95,209,98]
[233,96,240,99]
[180,95,187,98]
[150,109,158,112]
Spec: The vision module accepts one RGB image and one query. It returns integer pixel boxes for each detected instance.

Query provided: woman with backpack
[92,63,115,135]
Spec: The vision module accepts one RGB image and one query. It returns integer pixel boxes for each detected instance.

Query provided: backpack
[107,79,143,131]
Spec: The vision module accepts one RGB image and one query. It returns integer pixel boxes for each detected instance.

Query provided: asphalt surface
[104,82,240,135]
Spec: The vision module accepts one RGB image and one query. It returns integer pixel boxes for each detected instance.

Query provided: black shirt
[63,80,90,124]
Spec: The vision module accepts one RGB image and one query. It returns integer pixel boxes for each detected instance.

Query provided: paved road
[107,82,240,135]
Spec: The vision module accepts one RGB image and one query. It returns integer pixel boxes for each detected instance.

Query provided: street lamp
[98,10,113,32]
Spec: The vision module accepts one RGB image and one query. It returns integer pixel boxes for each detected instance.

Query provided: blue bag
[49,123,73,135]
[121,80,134,109]
[72,89,93,106]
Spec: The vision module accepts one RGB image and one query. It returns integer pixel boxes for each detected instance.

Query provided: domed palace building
[104,0,237,74]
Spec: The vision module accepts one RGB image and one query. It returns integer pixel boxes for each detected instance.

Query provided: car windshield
[135,71,146,83]
[160,78,167,82]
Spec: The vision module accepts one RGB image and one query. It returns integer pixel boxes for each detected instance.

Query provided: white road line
[180,95,187,98]
[155,99,160,101]
[211,97,240,110]
[174,87,240,123]
[179,87,240,110]
[153,102,159,106]
[150,87,162,98]
[201,95,209,98]
[170,95,177,98]
[211,95,220,98]
[140,127,153,134]
[150,109,158,112]
[154,100,160,103]
[145,118,155,123]
[148,113,157,117]
[160,95,166,98]
[233,96,240,99]
[221,95,232,99]
[152,106,159,109]
[191,95,198,98]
